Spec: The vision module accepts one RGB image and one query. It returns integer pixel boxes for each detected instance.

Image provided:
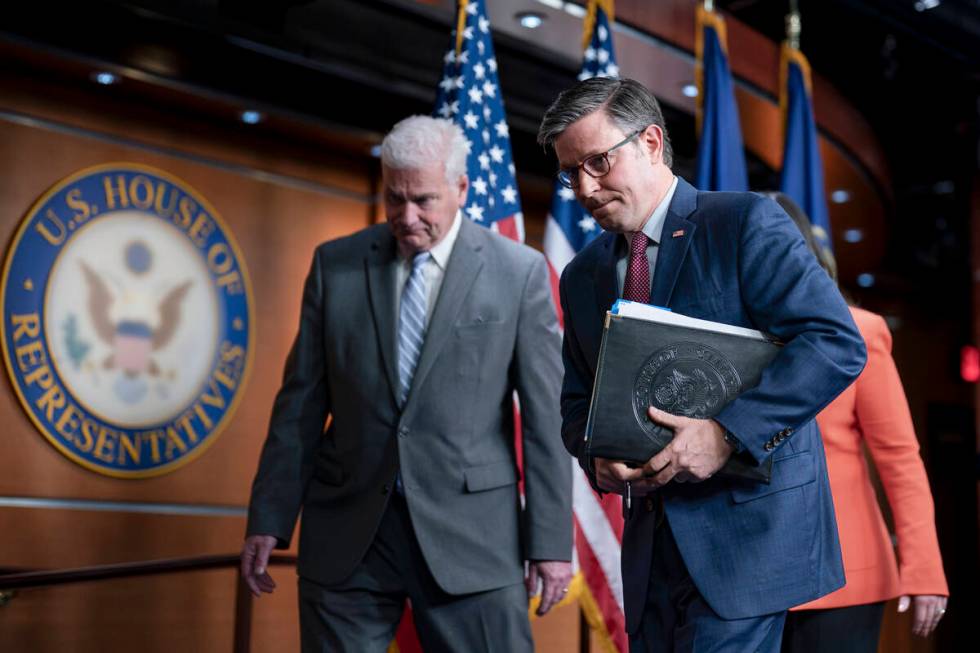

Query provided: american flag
[434,0,524,242]
[542,1,628,651]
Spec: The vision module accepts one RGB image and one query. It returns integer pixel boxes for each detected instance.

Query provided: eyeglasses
[556,129,643,189]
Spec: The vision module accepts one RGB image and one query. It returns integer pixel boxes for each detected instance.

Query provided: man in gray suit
[241,115,573,652]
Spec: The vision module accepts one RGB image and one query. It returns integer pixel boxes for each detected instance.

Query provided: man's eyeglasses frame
[556,128,645,189]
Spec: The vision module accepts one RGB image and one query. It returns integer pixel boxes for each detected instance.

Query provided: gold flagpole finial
[786,0,801,50]
[455,0,470,57]
[583,1,616,50]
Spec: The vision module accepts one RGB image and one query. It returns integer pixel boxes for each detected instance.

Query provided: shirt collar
[425,209,461,271]
[626,175,678,248]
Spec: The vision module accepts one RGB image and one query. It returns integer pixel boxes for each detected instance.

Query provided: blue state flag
[780,45,832,251]
[694,6,748,192]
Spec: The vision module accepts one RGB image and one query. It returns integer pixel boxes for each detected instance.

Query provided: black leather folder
[585,303,781,483]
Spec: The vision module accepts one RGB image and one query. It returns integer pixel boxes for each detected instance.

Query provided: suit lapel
[365,230,400,407]
[404,219,484,413]
[593,232,619,315]
[650,178,698,308]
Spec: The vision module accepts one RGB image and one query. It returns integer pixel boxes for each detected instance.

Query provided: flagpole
[786,1,800,50]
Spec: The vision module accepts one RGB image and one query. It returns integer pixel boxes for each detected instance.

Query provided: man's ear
[640,125,665,165]
[456,175,470,207]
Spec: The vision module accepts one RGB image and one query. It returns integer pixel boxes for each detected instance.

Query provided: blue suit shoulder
[687,190,781,228]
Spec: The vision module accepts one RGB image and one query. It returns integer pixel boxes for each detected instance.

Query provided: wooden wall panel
[0,113,369,506]
[0,570,243,652]
[0,508,264,569]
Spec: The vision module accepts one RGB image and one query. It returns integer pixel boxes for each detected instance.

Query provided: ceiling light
[516,12,545,29]
[240,110,263,125]
[856,273,875,288]
[830,189,850,204]
[843,229,863,243]
[914,0,940,11]
[92,71,119,85]
[681,84,699,98]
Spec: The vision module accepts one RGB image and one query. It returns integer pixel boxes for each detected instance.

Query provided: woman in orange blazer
[769,193,949,653]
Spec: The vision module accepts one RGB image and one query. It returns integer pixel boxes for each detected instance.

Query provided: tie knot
[411,252,431,271]
[629,232,648,257]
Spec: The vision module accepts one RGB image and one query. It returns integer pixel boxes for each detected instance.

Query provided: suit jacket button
[645,497,655,512]
[382,484,390,495]
[398,427,409,438]
[764,442,774,451]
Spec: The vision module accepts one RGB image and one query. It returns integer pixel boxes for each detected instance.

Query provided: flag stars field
[466,204,484,221]
[434,0,524,239]
[578,216,597,233]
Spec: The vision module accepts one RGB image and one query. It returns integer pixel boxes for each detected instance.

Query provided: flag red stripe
[496,214,521,242]
[394,604,423,653]
[576,520,628,650]
[546,260,564,330]
[596,491,625,542]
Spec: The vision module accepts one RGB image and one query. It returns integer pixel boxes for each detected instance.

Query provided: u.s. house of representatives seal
[632,342,741,437]
[1,163,254,478]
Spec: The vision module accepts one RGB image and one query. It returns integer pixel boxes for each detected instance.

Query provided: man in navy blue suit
[538,78,867,652]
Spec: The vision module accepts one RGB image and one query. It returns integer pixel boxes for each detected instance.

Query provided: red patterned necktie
[622,231,650,303]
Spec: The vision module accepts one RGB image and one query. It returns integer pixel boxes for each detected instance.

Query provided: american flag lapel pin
[672,229,685,238]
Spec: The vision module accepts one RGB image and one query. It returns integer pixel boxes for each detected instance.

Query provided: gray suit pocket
[463,460,519,492]
[454,320,506,336]
[729,451,815,503]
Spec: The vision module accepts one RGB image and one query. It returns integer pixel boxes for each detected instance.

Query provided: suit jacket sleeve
[515,254,573,561]
[855,312,948,596]
[245,247,331,548]
[712,197,867,463]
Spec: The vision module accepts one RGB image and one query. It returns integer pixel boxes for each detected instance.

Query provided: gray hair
[381,115,469,184]
[537,78,673,168]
